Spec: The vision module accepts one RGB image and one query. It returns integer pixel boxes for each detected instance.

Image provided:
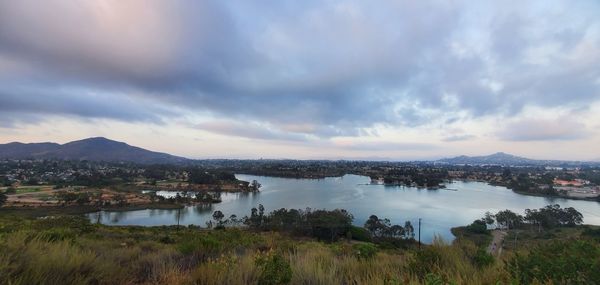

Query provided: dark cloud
[195,120,309,142]
[497,118,590,141]
[0,0,599,138]
[0,84,173,124]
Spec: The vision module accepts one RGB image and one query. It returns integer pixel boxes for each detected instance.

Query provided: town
[2,159,599,210]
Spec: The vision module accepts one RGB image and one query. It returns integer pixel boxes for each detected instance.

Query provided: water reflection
[88,174,600,243]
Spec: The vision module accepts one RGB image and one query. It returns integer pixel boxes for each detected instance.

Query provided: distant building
[553,178,589,187]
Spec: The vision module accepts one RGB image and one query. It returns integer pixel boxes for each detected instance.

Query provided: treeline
[508,172,557,196]
[378,167,448,188]
[205,205,417,246]
[1,158,244,188]
[466,204,583,234]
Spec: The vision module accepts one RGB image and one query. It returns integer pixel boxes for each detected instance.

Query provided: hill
[437,152,536,166]
[437,152,596,166]
[0,137,188,164]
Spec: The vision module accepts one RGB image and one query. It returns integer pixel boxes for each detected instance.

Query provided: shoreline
[0,202,187,216]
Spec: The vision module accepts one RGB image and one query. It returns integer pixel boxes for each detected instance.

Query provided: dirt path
[487,230,507,257]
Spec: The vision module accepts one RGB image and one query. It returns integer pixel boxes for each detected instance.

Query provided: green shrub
[352,243,378,259]
[472,248,494,268]
[424,273,457,285]
[177,235,221,255]
[256,253,292,285]
[465,220,488,234]
[349,225,372,242]
[159,235,175,244]
[409,247,442,278]
[507,240,600,284]
[39,228,76,242]
[582,227,600,240]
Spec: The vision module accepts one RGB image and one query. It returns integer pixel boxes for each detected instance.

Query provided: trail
[487,230,507,257]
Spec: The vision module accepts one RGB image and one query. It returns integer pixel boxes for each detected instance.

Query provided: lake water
[88,174,600,243]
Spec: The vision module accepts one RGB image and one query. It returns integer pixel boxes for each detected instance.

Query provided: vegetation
[0,203,598,284]
[507,240,600,284]
[3,159,599,202]
[481,204,584,231]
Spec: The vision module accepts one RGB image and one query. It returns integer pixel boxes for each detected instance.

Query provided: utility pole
[418,218,421,249]
[176,208,181,230]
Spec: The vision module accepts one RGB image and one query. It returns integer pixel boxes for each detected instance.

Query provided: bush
[39,228,76,242]
[256,252,292,285]
[472,248,494,268]
[349,225,372,242]
[177,235,221,255]
[352,243,378,259]
[409,247,442,278]
[159,235,175,244]
[582,227,600,240]
[465,219,488,234]
[507,240,600,284]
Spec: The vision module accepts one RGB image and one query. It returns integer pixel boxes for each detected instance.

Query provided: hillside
[435,152,598,166]
[0,137,188,164]
[437,152,537,166]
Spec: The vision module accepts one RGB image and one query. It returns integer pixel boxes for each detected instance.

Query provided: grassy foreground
[0,212,598,285]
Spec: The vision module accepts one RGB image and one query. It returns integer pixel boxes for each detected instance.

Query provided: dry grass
[1,215,596,285]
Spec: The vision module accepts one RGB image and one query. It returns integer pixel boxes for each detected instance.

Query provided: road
[487,230,507,257]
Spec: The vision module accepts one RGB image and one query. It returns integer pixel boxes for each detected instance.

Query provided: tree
[307,209,353,242]
[524,205,583,230]
[212,210,225,228]
[404,221,415,239]
[524,208,544,232]
[76,192,91,205]
[389,224,405,238]
[0,191,6,206]
[228,214,240,226]
[55,191,78,204]
[484,211,495,228]
[495,209,523,229]
[365,215,383,236]
[114,194,127,206]
[250,180,261,191]
[466,219,488,234]
[187,169,215,184]
[562,207,583,226]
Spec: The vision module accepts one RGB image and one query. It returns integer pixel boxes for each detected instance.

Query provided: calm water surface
[88,174,600,243]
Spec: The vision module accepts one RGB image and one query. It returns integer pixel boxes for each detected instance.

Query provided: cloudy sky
[1,0,599,160]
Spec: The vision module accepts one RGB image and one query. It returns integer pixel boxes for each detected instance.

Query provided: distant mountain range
[0,137,597,166]
[436,152,596,166]
[0,137,188,164]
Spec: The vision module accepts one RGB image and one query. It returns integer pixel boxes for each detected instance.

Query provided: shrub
[39,228,76,242]
[507,240,600,284]
[465,219,488,234]
[256,252,292,285]
[177,235,221,255]
[409,247,442,278]
[352,243,378,259]
[349,225,372,242]
[159,235,175,244]
[582,227,600,240]
[472,248,494,268]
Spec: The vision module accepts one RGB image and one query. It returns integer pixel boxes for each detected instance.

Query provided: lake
[88,174,600,243]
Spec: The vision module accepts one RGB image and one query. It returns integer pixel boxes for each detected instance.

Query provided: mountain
[436,152,600,167]
[0,137,188,164]
[437,152,538,166]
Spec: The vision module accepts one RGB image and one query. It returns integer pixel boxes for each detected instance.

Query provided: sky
[0,0,599,161]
